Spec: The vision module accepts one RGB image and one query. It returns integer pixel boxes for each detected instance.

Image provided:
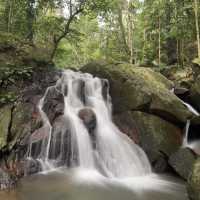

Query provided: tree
[194,0,200,58]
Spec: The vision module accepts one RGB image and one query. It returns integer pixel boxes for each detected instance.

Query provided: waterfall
[181,101,200,116]
[182,120,191,147]
[28,70,151,178]
[181,101,200,154]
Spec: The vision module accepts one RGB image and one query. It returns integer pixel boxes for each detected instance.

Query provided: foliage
[0,0,200,68]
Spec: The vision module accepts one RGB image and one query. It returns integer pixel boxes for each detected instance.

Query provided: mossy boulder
[8,103,33,150]
[131,111,182,172]
[0,105,12,149]
[161,65,194,88]
[81,62,193,124]
[169,148,196,180]
[190,75,200,112]
[188,158,200,200]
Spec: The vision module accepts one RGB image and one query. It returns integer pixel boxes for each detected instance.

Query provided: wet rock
[190,75,200,112]
[101,79,110,101]
[9,103,33,150]
[132,111,182,172]
[78,108,97,136]
[24,159,42,175]
[82,62,193,124]
[113,111,139,144]
[169,148,196,180]
[174,87,189,96]
[188,158,200,200]
[49,116,78,166]
[42,86,64,124]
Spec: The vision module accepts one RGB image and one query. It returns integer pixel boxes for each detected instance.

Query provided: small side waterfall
[181,101,200,116]
[181,101,200,154]
[182,120,191,147]
[28,70,151,178]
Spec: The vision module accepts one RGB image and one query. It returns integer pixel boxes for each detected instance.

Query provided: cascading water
[181,101,200,153]
[1,70,189,200]
[170,89,200,153]
[28,70,151,177]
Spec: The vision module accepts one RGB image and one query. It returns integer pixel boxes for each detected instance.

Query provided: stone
[161,65,194,88]
[132,111,182,172]
[9,103,32,150]
[188,158,200,200]
[42,86,64,124]
[190,75,200,112]
[24,159,42,176]
[113,111,139,144]
[169,148,196,180]
[49,116,78,166]
[81,62,194,124]
[78,108,97,135]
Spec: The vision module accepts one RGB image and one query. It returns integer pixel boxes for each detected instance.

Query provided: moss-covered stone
[9,103,32,150]
[82,61,193,123]
[188,158,200,200]
[132,111,182,171]
[161,65,194,88]
[190,75,200,112]
[169,148,196,180]
[0,105,12,149]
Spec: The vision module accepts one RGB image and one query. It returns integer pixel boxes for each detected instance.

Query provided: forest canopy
[0,0,200,68]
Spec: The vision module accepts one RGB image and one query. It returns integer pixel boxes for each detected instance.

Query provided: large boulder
[169,148,196,180]
[188,158,200,200]
[42,86,64,124]
[78,108,96,135]
[81,62,194,124]
[9,103,33,150]
[161,65,194,88]
[190,75,200,112]
[131,111,182,172]
[113,111,139,144]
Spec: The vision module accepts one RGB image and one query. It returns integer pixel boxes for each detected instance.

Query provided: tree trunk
[5,0,14,33]
[26,0,35,42]
[158,15,161,66]
[142,28,146,62]
[128,12,134,64]
[194,0,200,58]
[117,8,130,56]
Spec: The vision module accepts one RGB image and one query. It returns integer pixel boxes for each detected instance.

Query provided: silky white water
[16,70,189,200]
[181,101,200,154]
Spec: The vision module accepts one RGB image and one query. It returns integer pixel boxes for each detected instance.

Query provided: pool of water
[0,168,188,200]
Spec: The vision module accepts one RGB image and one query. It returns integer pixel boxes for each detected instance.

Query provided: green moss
[9,103,32,150]
[188,158,200,200]
[132,111,182,162]
[82,61,193,123]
